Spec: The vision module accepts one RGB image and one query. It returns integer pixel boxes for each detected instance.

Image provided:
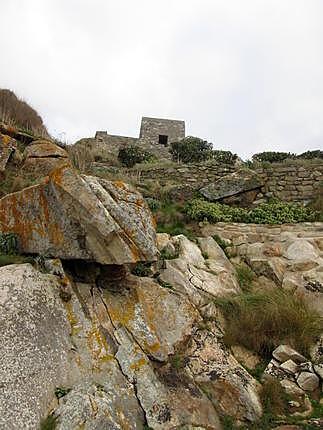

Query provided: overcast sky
[1,1,322,158]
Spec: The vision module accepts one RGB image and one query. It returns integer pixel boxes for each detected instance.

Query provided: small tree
[170,136,213,163]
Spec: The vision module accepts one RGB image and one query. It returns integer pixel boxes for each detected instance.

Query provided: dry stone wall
[137,161,323,204]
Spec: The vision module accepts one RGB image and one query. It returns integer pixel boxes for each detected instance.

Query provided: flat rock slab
[0,166,157,264]
[200,169,263,202]
[23,140,68,159]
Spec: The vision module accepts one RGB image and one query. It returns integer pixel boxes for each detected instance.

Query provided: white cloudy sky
[1,0,322,158]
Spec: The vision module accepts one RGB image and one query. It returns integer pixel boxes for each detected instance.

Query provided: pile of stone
[265,345,322,392]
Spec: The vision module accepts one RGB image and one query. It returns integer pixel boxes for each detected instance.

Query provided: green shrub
[131,262,152,277]
[297,150,323,160]
[212,234,230,254]
[211,150,238,165]
[145,198,161,212]
[186,199,247,223]
[185,198,320,224]
[252,151,296,163]
[170,136,212,163]
[215,289,323,358]
[0,233,19,254]
[118,146,155,167]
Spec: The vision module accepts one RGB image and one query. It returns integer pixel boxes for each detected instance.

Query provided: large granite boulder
[200,169,263,205]
[0,166,157,264]
[22,140,71,177]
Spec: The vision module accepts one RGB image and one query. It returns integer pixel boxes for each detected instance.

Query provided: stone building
[94,116,185,160]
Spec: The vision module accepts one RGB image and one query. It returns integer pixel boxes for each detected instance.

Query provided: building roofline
[141,116,185,124]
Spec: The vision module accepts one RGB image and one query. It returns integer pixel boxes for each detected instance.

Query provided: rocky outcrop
[22,140,71,177]
[0,166,157,264]
[0,132,17,174]
[158,234,240,313]
[202,222,323,316]
[200,169,264,206]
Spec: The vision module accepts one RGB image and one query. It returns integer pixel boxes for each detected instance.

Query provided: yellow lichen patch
[86,321,114,370]
[49,163,71,186]
[107,294,136,327]
[64,301,81,337]
[112,180,127,190]
[129,357,148,371]
[0,134,12,146]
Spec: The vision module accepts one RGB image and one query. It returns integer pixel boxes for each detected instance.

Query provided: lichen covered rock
[0,166,157,264]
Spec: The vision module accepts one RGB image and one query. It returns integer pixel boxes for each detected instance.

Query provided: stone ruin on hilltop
[94,116,185,160]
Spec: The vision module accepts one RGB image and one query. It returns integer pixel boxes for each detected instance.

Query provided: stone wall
[201,222,323,246]
[136,161,323,204]
[256,164,323,203]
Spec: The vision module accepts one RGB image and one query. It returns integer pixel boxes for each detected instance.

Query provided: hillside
[0,88,48,137]
[0,102,322,430]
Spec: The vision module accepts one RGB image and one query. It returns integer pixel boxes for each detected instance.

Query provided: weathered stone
[314,364,323,379]
[280,379,305,397]
[273,345,306,364]
[115,327,221,430]
[247,257,286,284]
[200,169,263,202]
[24,140,68,159]
[0,132,17,172]
[0,264,72,429]
[231,345,261,370]
[297,372,320,391]
[159,235,240,310]
[284,239,319,261]
[184,326,262,422]
[102,275,200,361]
[0,166,157,264]
[156,232,171,251]
[55,383,144,430]
[280,359,299,375]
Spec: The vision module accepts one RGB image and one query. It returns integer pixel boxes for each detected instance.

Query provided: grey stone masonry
[139,117,185,147]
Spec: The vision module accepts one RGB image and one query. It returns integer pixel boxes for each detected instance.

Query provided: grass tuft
[216,289,323,358]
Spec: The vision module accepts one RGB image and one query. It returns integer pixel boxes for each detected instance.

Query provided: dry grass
[216,288,323,358]
[0,89,48,137]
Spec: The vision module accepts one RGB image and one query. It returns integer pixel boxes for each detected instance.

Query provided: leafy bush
[185,198,320,224]
[297,150,323,160]
[118,145,155,167]
[252,151,296,163]
[211,150,238,165]
[170,136,212,163]
[215,289,323,358]
[0,233,19,254]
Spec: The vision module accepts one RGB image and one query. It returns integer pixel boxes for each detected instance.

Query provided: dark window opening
[158,134,168,146]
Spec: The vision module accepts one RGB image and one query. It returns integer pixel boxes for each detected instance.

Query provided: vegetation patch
[0,233,19,254]
[40,414,57,430]
[118,145,156,167]
[215,289,323,358]
[186,198,320,224]
[235,264,255,291]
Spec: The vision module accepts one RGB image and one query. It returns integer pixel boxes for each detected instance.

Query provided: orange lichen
[113,180,127,190]
[130,357,147,371]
